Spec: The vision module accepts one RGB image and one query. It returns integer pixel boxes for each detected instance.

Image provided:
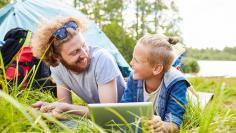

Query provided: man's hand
[32,101,89,119]
[32,101,49,109]
[32,101,70,120]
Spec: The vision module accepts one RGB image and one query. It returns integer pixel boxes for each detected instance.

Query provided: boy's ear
[152,64,163,75]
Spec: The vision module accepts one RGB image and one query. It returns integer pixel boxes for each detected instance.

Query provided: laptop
[88,102,153,131]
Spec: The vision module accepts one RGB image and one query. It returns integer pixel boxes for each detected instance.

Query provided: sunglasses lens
[52,21,78,40]
[54,28,67,40]
[65,21,78,30]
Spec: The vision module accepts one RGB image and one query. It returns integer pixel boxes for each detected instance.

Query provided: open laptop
[88,102,153,131]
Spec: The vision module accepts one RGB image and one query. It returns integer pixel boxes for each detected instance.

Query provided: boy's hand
[147,115,166,133]
[146,115,179,133]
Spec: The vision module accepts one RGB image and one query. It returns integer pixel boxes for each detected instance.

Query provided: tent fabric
[0,0,130,70]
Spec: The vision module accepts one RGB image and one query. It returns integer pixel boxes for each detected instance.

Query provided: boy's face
[130,43,155,80]
[59,33,90,73]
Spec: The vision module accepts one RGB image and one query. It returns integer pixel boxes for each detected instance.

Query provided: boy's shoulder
[163,67,188,87]
[127,72,144,89]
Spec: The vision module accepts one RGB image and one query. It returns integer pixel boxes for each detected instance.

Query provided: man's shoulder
[50,63,68,74]
[90,46,112,59]
[90,46,115,64]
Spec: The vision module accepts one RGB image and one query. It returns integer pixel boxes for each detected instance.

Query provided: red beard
[60,57,91,74]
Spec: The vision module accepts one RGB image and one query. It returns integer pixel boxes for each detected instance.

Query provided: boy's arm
[120,73,134,102]
[165,80,189,127]
[147,115,179,133]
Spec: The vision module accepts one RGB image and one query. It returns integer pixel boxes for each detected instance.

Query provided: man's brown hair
[32,16,85,67]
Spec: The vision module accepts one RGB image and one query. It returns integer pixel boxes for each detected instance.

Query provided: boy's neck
[145,74,163,93]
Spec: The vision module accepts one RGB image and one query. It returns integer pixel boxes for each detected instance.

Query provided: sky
[178,0,236,49]
[63,0,236,50]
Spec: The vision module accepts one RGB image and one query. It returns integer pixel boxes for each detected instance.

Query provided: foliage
[1,50,236,132]
[185,47,236,61]
[1,1,235,132]
[181,57,200,73]
[0,0,10,8]
[102,21,135,63]
[74,0,182,62]
[180,77,236,132]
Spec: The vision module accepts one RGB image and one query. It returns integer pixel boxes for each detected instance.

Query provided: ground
[0,77,235,132]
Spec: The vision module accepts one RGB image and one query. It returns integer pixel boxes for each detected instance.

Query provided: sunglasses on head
[52,21,78,40]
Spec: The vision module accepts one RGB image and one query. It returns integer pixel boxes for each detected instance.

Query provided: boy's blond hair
[137,34,179,72]
[32,16,85,67]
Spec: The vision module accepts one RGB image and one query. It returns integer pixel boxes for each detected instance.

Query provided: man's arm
[33,79,118,118]
[57,85,72,104]
[98,79,117,103]
[32,101,89,118]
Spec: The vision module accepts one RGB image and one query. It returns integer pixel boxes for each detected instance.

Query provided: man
[31,16,126,117]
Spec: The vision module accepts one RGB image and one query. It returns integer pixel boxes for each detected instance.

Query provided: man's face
[59,33,90,73]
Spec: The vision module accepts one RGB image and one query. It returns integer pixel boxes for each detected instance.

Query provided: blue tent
[0,0,130,76]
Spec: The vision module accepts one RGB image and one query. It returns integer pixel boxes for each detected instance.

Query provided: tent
[0,0,130,76]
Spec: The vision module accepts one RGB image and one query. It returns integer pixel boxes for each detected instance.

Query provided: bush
[181,57,200,73]
[102,21,136,63]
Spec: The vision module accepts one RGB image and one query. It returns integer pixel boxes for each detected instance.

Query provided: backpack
[0,27,56,96]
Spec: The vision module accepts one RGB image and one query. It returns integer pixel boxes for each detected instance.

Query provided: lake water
[195,60,236,77]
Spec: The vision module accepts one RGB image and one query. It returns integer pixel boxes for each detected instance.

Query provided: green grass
[1,51,236,133]
[180,77,236,133]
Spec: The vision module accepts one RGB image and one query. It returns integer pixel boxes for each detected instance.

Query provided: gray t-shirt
[50,46,126,103]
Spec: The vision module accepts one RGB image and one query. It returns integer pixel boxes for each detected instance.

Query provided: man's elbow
[57,86,72,103]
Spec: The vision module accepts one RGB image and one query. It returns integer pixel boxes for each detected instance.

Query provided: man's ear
[152,64,163,76]
[53,53,62,62]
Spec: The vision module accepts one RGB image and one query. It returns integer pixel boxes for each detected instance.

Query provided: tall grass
[0,50,96,132]
[180,77,236,133]
[1,49,236,132]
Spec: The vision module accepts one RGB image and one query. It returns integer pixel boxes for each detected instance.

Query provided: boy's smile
[130,43,154,80]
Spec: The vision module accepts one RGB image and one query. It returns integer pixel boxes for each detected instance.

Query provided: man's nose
[79,47,87,58]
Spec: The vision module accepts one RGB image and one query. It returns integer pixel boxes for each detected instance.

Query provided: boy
[121,34,190,132]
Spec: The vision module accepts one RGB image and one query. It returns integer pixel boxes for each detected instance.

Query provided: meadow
[0,59,235,133]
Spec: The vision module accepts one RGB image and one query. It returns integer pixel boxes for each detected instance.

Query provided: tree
[74,0,183,63]
[75,0,104,27]
[0,0,10,8]
[134,0,152,39]
[102,22,135,62]
[185,47,236,61]
[182,57,200,73]
[103,0,123,23]
[74,0,93,16]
